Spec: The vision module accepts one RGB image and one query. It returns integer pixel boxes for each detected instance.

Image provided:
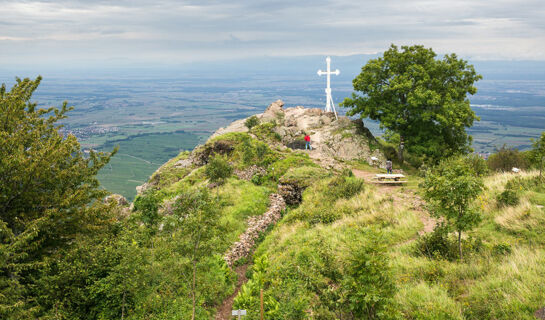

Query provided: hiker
[386,159,393,174]
[304,134,312,150]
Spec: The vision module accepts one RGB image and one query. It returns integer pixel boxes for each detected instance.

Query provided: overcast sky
[1,0,544,68]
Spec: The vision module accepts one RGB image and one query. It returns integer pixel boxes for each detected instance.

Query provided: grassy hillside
[235,170,545,319]
[97,123,544,319]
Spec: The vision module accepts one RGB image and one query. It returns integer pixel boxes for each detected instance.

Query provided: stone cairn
[224,193,286,267]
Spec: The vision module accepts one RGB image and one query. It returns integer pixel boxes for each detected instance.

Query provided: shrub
[256,142,268,159]
[242,139,254,165]
[328,176,365,200]
[492,243,512,256]
[487,145,529,172]
[133,190,160,227]
[339,230,397,319]
[279,166,329,188]
[496,188,520,207]
[251,121,281,142]
[244,115,260,129]
[250,173,264,185]
[465,153,490,177]
[415,224,483,261]
[205,155,232,183]
[415,224,458,261]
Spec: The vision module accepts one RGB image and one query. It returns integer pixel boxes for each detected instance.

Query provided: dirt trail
[352,168,437,236]
[215,264,249,320]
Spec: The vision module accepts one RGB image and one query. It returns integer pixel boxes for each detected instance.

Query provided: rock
[278,183,303,205]
[234,165,266,181]
[104,194,129,206]
[136,183,150,195]
[174,158,192,168]
[261,100,285,122]
[224,194,286,267]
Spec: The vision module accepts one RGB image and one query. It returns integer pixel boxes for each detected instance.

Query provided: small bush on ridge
[244,115,260,129]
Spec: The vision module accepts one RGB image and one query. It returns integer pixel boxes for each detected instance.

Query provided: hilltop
[120,100,545,319]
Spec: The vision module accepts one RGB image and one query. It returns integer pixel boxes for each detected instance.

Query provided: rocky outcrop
[210,100,386,169]
[234,165,266,181]
[278,183,303,205]
[223,193,286,267]
[137,99,386,196]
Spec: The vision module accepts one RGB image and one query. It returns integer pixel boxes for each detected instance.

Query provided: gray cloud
[0,0,544,68]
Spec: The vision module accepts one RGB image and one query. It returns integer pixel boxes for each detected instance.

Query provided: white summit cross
[317,56,340,119]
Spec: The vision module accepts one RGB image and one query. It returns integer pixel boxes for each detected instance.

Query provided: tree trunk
[398,136,404,163]
[192,259,197,320]
[121,291,126,320]
[458,230,463,262]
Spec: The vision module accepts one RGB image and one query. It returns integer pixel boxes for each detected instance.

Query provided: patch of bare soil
[215,264,249,320]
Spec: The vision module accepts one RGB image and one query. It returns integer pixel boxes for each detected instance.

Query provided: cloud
[0,0,544,67]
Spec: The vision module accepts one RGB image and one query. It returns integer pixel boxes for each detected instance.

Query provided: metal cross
[317,56,340,119]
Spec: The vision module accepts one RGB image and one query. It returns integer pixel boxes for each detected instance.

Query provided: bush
[492,243,512,256]
[242,139,254,165]
[416,224,458,261]
[244,115,260,129]
[251,121,281,142]
[328,176,365,200]
[496,188,520,207]
[465,153,490,177]
[205,155,233,183]
[487,145,529,172]
[338,229,398,319]
[133,191,160,227]
[415,224,483,261]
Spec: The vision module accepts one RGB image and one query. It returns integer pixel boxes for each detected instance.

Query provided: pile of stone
[234,165,266,181]
[278,183,303,205]
[224,193,286,267]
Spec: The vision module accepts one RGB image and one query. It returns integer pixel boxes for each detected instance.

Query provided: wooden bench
[372,173,407,184]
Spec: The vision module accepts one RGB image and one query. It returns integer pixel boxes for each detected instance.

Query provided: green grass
[234,168,545,319]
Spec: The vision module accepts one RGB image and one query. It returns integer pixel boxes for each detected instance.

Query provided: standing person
[386,159,393,174]
[304,134,312,150]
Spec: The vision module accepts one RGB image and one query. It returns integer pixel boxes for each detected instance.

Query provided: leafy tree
[421,157,484,261]
[205,155,232,184]
[342,44,481,162]
[339,230,397,319]
[487,144,528,172]
[0,77,117,318]
[172,188,225,320]
[133,190,160,227]
[530,132,545,179]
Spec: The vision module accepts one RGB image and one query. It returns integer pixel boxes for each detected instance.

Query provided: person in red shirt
[304,134,312,150]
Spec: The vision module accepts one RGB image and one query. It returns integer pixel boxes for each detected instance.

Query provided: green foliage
[497,188,520,207]
[205,155,233,183]
[337,230,397,319]
[242,139,254,165]
[0,77,117,318]
[250,121,281,142]
[487,145,529,172]
[133,191,160,227]
[465,153,490,177]
[266,153,317,182]
[244,115,260,129]
[327,175,365,200]
[530,131,545,179]
[421,156,484,260]
[279,166,329,188]
[234,256,280,319]
[416,224,459,261]
[396,283,464,319]
[343,44,481,162]
[171,187,228,319]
